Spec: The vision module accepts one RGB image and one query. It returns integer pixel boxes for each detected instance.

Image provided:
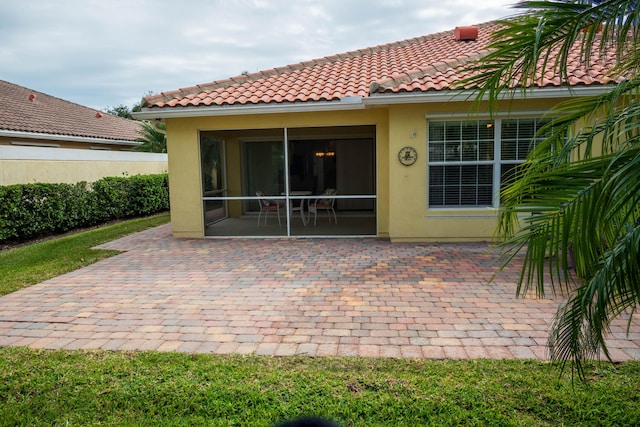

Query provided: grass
[0,212,170,296]
[1,348,639,426]
[1,212,639,425]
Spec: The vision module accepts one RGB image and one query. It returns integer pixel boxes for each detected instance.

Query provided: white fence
[0,145,168,185]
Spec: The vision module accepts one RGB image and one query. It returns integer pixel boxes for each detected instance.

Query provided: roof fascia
[0,130,140,146]
[364,86,614,105]
[133,97,365,120]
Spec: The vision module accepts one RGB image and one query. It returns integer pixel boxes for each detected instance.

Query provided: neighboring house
[135,21,621,241]
[0,80,167,185]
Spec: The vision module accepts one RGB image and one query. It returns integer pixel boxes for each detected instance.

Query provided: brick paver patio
[1,223,639,360]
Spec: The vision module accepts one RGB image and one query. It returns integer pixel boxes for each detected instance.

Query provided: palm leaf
[463,0,640,378]
[136,121,167,153]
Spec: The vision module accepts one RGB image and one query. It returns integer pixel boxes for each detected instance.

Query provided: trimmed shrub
[0,174,169,243]
[92,176,131,221]
[126,174,170,216]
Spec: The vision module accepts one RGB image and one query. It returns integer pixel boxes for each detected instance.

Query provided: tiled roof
[373,36,624,94]
[0,80,142,142]
[144,20,623,110]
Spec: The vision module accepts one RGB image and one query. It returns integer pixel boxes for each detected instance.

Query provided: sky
[0,0,518,111]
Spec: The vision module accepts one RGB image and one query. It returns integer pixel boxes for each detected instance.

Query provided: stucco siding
[162,97,575,241]
[386,99,565,242]
[165,118,203,238]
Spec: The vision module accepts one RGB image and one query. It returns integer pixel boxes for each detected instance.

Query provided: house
[0,80,167,185]
[135,21,620,241]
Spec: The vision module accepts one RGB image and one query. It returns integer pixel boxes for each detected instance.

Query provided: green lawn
[0,212,170,296]
[1,213,639,425]
[1,348,639,426]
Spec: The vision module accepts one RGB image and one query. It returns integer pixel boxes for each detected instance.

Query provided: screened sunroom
[200,125,377,237]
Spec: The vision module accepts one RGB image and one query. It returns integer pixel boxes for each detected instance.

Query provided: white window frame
[426,113,550,209]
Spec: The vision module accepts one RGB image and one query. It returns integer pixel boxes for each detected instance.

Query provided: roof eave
[133,97,365,120]
[0,130,141,146]
[364,85,616,105]
[133,86,616,120]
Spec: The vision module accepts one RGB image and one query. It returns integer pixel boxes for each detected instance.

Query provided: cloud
[0,0,516,110]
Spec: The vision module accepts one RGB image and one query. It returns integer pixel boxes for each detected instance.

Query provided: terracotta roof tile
[144,21,625,110]
[0,80,142,142]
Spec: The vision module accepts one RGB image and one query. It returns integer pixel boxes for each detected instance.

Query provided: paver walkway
[1,224,639,360]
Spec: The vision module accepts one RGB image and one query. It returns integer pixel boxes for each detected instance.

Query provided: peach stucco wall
[0,145,167,186]
[164,97,567,241]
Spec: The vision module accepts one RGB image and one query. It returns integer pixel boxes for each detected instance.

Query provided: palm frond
[460,0,639,113]
[465,1,640,377]
[550,223,640,376]
[136,121,167,153]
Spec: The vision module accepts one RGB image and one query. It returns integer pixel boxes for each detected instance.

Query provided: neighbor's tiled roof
[144,20,622,110]
[0,80,142,142]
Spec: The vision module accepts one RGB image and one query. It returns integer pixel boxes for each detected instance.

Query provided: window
[499,118,550,190]
[427,118,549,208]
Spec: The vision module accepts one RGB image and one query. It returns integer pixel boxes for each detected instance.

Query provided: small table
[282,191,311,225]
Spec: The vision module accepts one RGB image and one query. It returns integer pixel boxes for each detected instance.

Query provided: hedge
[0,174,169,242]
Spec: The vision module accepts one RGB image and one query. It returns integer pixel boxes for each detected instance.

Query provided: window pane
[502,120,518,140]
[429,165,444,186]
[429,186,444,206]
[429,142,444,162]
[445,121,461,141]
[478,121,495,140]
[460,186,476,205]
[461,122,477,141]
[501,139,517,160]
[445,187,460,205]
[460,165,474,184]
[477,185,493,205]
[478,164,493,184]
[445,165,461,185]
[461,141,477,161]
[501,164,520,187]
[501,119,520,161]
[517,139,533,160]
[479,141,494,160]
[429,122,445,141]
[445,141,461,161]
[517,119,536,140]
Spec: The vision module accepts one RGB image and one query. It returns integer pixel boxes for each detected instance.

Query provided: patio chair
[308,188,337,226]
[256,191,283,226]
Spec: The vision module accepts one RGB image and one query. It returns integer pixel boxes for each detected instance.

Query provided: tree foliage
[104,91,152,119]
[135,121,167,153]
[463,0,640,377]
[103,92,166,153]
[104,104,136,119]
